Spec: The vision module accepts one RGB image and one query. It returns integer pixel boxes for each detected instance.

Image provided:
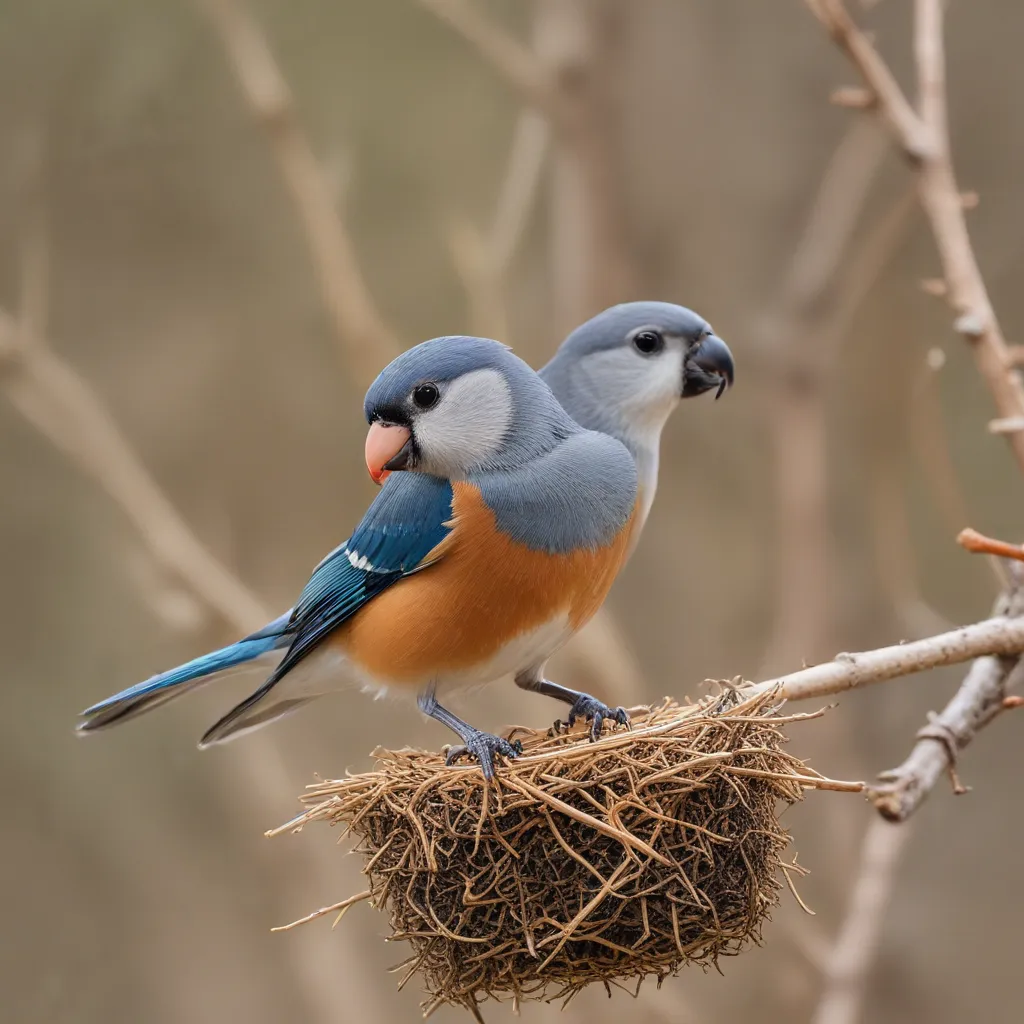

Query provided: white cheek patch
[582,346,684,444]
[415,368,513,477]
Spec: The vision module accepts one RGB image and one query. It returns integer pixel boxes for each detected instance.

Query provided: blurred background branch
[808,0,1024,472]
[810,818,912,1024]
[197,0,400,387]
[0,310,385,1022]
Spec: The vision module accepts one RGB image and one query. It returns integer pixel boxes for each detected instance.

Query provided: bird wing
[199,473,454,744]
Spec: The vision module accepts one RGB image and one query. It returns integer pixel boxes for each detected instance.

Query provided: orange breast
[331,482,637,685]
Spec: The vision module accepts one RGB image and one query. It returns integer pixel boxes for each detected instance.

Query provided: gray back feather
[474,431,637,554]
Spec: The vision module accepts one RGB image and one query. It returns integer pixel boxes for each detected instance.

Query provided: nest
[273,690,841,1018]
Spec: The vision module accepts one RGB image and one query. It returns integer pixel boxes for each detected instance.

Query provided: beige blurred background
[2,2,1023,1022]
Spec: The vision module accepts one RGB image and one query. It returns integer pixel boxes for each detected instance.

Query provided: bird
[78,335,652,778]
[539,301,734,550]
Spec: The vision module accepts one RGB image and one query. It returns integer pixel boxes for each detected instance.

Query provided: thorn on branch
[953,313,985,339]
[960,190,980,210]
[920,277,947,297]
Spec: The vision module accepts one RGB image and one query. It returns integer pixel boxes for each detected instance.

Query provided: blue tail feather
[77,613,292,734]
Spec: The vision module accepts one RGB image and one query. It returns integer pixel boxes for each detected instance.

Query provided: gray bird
[540,300,734,548]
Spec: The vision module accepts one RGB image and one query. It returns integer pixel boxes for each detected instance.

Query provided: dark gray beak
[682,334,735,400]
[382,436,416,472]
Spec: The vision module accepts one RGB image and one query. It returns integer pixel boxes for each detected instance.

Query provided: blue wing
[198,473,454,745]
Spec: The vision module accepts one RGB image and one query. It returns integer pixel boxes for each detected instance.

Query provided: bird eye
[412,382,440,409]
[632,330,664,356]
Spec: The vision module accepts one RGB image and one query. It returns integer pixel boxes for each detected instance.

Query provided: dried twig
[747,614,1024,703]
[868,571,1024,821]
[0,310,268,632]
[447,110,550,340]
[810,818,912,1024]
[416,0,570,125]
[957,527,1024,564]
[807,0,1024,474]
[870,653,1024,821]
[426,0,634,331]
[196,0,399,387]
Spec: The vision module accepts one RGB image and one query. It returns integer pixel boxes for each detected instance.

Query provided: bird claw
[445,730,523,780]
[556,694,630,742]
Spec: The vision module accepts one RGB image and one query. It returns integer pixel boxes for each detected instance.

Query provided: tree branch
[0,302,387,1022]
[748,614,1024,703]
[0,310,268,632]
[416,0,570,125]
[808,0,932,159]
[957,527,1024,564]
[870,651,1023,821]
[196,0,399,388]
[806,0,1024,475]
[810,817,912,1024]
[755,118,911,675]
[867,570,1024,821]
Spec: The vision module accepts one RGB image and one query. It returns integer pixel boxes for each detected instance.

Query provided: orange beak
[364,422,412,485]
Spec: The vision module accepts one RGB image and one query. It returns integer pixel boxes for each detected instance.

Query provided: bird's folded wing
[270,473,455,681]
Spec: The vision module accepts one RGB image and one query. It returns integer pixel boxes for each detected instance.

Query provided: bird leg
[417,690,521,780]
[514,672,630,741]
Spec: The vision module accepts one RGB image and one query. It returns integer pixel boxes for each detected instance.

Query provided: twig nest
[275,690,835,1017]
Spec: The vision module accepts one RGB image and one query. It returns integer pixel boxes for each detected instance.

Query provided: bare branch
[807,0,1024,476]
[534,0,635,333]
[811,818,912,1024]
[870,653,1023,821]
[806,0,931,159]
[448,111,548,342]
[488,110,550,276]
[958,527,1024,564]
[416,0,569,124]
[196,0,399,387]
[0,310,268,632]
[748,614,1024,702]
[867,571,1024,821]
[756,120,909,676]
[0,303,387,1020]
[781,117,889,312]
[17,141,49,350]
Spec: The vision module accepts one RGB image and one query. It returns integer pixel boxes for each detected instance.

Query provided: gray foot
[445,729,523,780]
[556,693,630,741]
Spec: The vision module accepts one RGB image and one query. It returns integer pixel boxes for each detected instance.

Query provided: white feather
[414,368,513,478]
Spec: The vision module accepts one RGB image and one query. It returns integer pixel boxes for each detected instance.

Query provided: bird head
[540,301,734,452]
[363,336,575,485]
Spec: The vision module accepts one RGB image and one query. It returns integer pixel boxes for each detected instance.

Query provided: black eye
[412,382,440,409]
[632,330,664,355]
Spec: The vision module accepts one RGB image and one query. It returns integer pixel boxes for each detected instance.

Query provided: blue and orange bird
[78,336,652,777]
